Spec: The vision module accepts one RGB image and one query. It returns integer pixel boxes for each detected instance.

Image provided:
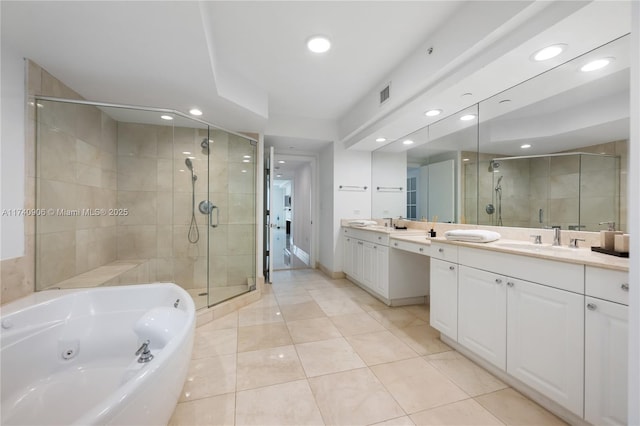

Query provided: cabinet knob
[438,248,444,253]
[419,247,424,252]
[507,281,514,287]
[449,265,455,271]
[394,242,398,247]
[378,236,382,240]
[358,241,364,245]
[587,303,597,311]
[621,283,629,291]
[495,278,502,284]
[374,245,377,249]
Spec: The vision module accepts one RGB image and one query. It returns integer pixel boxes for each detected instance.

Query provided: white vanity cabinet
[506,277,584,417]
[584,267,629,426]
[429,243,458,340]
[457,265,507,370]
[341,228,390,302]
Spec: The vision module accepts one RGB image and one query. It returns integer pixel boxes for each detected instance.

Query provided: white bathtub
[1,283,195,426]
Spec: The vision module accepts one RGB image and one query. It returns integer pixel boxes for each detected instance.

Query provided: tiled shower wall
[36,101,118,289]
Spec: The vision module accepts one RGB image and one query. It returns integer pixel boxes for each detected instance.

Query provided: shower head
[488,160,500,172]
[185,158,193,171]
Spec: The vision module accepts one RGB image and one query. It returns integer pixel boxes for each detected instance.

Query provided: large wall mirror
[372,34,629,233]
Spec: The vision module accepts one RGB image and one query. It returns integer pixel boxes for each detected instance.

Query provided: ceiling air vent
[379,82,391,105]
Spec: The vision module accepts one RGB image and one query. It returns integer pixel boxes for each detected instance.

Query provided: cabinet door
[458,266,507,370]
[585,297,628,426]
[507,279,584,416]
[373,245,389,298]
[352,240,364,281]
[343,237,353,276]
[430,258,458,340]
[362,241,376,291]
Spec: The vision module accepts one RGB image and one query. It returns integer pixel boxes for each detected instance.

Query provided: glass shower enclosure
[34,98,256,309]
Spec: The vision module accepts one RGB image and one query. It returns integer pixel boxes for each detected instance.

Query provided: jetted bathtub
[1,283,195,425]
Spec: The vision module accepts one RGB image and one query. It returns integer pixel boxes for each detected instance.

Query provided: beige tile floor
[170,269,567,426]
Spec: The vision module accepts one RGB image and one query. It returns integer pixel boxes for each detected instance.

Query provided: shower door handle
[209,205,219,228]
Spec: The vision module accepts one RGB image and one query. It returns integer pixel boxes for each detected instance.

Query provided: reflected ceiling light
[375,137,387,143]
[460,114,476,121]
[242,170,247,173]
[276,174,282,177]
[243,155,251,159]
[189,108,203,116]
[403,140,414,145]
[187,156,196,160]
[532,44,566,61]
[242,159,250,163]
[160,115,173,120]
[424,109,442,117]
[463,158,470,162]
[521,144,532,149]
[307,35,331,53]
[278,160,286,164]
[581,57,614,72]
[182,151,191,155]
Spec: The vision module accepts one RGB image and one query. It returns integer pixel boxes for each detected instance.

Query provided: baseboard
[317,262,345,279]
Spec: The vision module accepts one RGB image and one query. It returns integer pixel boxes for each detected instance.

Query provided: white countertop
[378,231,629,272]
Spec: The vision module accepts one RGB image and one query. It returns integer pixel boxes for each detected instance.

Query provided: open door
[263,146,275,283]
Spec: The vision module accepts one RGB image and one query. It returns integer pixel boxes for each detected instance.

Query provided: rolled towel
[348,220,378,227]
[444,229,501,243]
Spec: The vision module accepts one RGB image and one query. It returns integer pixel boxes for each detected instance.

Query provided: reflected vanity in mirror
[372,34,629,233]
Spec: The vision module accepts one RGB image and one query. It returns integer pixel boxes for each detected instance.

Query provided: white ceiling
[1,1,632,156]
[1,0,463,149]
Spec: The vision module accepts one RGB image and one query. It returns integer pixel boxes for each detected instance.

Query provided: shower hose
[188,175,199,243]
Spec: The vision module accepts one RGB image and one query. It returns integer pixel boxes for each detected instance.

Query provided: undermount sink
[493,242,573,252]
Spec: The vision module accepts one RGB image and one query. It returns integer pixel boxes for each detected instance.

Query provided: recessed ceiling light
[424,109,442,117]
[189,108,203,116]
[278,160,286,164]
[375,137,387,143]
[403,140,414,145]
[460,114,476,121]
[307,36,331,53]
[581,57,614,72]
[521,144,532,149]
[532,44,566,61]
[160,115,173,120]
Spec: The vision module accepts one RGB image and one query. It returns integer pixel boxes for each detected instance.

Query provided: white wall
[318,143,334,271]
[371,151,406,218]
[332,142,371,272]
[628,2,639,423]
[293,162,312,255]
[0,47,25,260]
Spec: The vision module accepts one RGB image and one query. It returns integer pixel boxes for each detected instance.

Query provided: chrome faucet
[135,340,154,363]
[569,238,585,249]
[552,227,561,246]
[530,234,542,244]
[383,217,393,228]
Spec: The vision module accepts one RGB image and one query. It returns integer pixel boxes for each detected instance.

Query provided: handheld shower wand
[495,175,503,226]
[185,158,200,243]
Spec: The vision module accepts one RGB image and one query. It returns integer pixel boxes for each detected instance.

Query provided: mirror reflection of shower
[494,175,503,226]
[185,158,200,244]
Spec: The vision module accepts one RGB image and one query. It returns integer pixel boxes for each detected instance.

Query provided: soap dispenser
[599,221,622,250]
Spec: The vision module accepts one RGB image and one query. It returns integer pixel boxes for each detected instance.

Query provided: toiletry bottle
[599,221,622,250]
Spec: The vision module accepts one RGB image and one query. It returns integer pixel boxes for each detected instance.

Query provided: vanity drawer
[343,227,389,246]
[391,239,429,256]
[431,242,458,263]
[585,266,629,305]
